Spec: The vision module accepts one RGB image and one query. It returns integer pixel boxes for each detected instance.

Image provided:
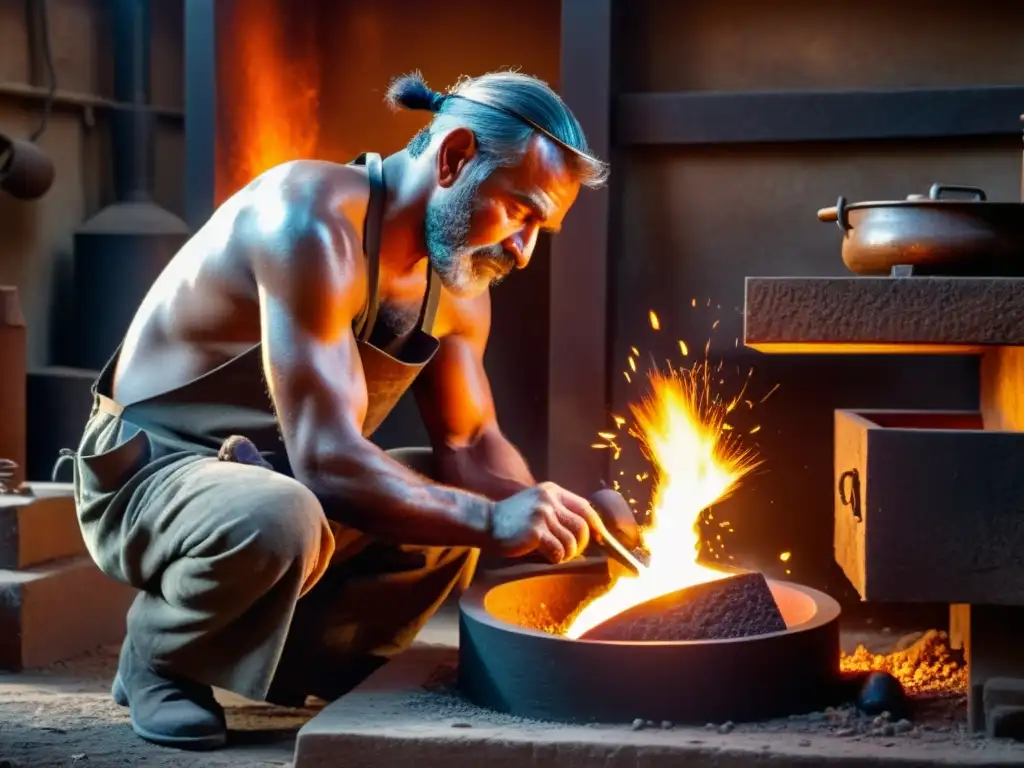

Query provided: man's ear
[437,127,477,188]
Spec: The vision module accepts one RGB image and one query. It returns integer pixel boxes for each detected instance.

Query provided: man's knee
[226,473,333,580]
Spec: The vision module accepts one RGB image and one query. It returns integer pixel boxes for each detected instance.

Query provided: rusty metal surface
[459,561,842,724]
[745,276,1024,350]
[581,571,787,642]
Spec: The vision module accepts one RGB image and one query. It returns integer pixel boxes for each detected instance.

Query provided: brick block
[0,483,84,569]
[0,555,135,670]
[0,285,26,489]
[744,276,1024,353]
[580,571,786,642]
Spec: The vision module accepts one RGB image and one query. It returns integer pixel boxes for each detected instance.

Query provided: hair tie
[429,91,447,113]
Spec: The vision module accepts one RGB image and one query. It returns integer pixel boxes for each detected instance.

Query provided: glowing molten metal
[565,365,758,639]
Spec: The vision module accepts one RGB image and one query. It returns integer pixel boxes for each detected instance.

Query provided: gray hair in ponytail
[385,70,608,189]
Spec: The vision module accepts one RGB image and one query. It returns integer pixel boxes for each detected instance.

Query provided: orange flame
[565,364,759,639]
[227,2,320,191]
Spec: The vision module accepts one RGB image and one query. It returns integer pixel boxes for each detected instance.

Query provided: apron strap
[418,264,442,335]
[353,150,442,340]
[354,152,384,342]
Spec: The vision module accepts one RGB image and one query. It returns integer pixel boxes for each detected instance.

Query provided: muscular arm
[250,176,493,547]
[414,293,536,500]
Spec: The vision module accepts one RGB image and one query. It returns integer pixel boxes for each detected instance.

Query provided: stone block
[295,645,1019,768]
[0,483,84,569]
[834,409,1024,605]
[744,276,1024,353]
[0,555,134,670]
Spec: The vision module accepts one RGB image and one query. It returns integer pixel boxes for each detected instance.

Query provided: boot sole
[112,673,228,751]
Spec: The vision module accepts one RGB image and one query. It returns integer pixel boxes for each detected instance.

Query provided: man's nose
[507,227,538,269]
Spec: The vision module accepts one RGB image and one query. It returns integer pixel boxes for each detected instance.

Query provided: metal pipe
[110,0,154,202]
[0,80,183,121]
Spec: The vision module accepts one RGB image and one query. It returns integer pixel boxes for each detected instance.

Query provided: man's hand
[490,482,604,563]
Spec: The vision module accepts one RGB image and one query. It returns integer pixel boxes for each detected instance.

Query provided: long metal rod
[0,81,183,121]
[184,0,217,231]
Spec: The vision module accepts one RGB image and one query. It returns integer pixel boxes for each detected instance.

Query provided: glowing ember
[565,363,759,639]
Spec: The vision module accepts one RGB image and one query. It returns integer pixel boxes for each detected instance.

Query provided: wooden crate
[834,409,1024,604]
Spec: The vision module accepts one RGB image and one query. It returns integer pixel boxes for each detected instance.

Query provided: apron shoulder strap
[352,152,384,342]
[418,265,442,335]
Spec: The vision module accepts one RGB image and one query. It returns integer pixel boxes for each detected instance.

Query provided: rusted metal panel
[834,409,1024,604]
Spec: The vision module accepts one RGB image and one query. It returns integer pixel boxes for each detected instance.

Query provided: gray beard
[423,160,514,296]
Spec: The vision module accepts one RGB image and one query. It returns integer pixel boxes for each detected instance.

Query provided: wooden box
[834,409,1024,605]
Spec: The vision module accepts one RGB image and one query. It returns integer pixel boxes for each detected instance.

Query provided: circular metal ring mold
[458,561,842,725]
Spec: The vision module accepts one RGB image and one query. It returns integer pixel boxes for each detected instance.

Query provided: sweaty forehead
[489,134,580,222]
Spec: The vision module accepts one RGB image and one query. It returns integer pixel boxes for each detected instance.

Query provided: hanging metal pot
[0,132,55,201]
[817,183,1024,276]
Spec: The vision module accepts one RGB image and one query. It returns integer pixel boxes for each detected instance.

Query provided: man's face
[424,132,581,297]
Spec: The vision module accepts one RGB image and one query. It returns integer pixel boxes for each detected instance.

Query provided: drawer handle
[838,468,862,521]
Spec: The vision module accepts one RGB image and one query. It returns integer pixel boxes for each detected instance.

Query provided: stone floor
[0,605,460,768]
[0,601,1020,768]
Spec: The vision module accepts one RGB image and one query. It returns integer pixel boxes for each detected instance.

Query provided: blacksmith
[71,70,620,750]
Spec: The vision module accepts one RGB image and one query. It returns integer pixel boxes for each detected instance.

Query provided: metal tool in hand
[589,489,647,576]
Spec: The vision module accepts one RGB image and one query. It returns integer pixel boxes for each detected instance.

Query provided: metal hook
[838,468,862,521]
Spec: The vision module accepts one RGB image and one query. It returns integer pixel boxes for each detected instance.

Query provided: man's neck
[379,151,430,276]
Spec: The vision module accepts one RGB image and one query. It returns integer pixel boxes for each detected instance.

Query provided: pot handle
[817,196,850,232]
[928,183,987,201]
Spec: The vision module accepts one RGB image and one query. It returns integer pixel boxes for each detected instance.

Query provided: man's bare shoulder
[436,288,492,348]
[233,160,370,312]
[235,160,369,252]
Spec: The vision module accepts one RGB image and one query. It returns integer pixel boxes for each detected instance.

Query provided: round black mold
[458,560,842,725]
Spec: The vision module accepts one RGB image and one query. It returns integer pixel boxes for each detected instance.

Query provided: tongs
[589,489,648,576]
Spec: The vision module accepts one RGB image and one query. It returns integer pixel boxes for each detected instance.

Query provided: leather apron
[85,152,442,473]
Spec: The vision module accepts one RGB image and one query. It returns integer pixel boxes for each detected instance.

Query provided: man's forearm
[436,426,535,501]
[293,439,494,547]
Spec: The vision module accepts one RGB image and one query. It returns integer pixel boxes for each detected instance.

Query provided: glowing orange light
[566,364,759,638]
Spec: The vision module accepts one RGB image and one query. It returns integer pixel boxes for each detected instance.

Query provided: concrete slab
[0,482,85,568]
[744,276,1024,353]
[294,645,1024,768]
[0,554,135,669]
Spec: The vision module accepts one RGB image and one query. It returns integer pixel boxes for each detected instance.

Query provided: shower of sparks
[592,304,794,616]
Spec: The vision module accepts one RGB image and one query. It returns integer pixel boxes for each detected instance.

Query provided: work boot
[111,638,227,750]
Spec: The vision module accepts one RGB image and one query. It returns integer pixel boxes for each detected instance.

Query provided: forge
[458,560,841,725]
